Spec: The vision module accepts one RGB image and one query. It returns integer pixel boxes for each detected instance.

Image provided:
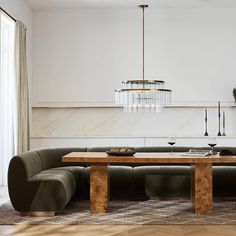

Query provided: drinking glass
[168,137,176,154]
[208,137,217,155]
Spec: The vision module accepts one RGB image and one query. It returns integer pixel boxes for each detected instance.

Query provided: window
[0,10,15,185]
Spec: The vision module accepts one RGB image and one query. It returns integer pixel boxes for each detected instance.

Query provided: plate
[106,151,136,156]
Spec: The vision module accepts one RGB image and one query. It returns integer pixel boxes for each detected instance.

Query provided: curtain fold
[14,21,29,154]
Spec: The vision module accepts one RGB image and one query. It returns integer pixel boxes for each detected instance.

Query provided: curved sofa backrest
[35,147,87,170]
[134,147,190,152]
[214,147,236,153]
[9,151,43,180]
[87,146,191,153]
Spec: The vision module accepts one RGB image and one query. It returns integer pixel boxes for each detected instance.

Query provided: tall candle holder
[217,101,221,136]
[204,108,208,136]
[222,111,226,136]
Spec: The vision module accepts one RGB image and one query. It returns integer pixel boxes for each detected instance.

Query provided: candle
[204,108,208,136]
[223,111,225,126]
[222,111,226,136]
[218,101,220,117]
[217,101,221,136]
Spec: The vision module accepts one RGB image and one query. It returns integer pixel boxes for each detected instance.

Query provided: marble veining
[32,107,236,137]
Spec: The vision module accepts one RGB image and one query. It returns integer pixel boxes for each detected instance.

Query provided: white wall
[32,8,236,105]
[30,7,236,149]
[0,0,33,100]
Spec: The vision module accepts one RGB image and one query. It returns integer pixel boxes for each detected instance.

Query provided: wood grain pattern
[62,152,236,214]
[2,225,236,236]
[62,152,236,164]
[191,163,212,214]
[90,165,110,213]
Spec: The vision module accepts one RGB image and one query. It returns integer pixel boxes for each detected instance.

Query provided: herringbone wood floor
[0,225,236,236]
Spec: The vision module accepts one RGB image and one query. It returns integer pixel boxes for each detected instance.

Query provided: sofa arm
[26,169,76,213]
[8,155,29,212]
[8,151,43,212]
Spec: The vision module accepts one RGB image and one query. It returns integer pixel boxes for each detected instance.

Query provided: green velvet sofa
[8,146,236,215]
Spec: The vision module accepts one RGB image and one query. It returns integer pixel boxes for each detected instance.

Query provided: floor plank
[0,225,236,236]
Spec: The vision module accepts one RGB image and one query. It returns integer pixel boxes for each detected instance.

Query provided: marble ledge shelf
[30,136,236,139]
[32,104,236,109]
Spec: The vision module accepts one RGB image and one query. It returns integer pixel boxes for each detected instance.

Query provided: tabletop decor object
[106,148,136,156]
[208,137,217,155]
[233,88,236,103]
[167,137,176,154]
[115,5,172,112]
[217,101,221,136]
[182,149,211,157]
[222,111,226,136]
[204,108,208,136]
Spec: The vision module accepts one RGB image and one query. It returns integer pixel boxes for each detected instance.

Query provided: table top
[62,152,236,164]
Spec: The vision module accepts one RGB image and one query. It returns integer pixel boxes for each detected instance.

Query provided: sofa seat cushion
[134,166,191,199]
[145,175,190,197]
[52,166,85,199]
[27,169,76,212]
[213,166,236,197]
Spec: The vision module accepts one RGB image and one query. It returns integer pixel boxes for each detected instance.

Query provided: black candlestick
[222,111,226,136]
[204,108,208,136]
[217,101,221,136]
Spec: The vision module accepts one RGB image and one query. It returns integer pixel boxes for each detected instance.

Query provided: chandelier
[115,5,172,112]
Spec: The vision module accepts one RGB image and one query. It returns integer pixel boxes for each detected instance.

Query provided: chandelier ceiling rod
[138,5,148,81]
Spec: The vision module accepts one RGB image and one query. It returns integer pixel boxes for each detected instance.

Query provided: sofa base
[21,211,55,217]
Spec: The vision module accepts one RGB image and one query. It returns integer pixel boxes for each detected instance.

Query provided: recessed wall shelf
[165,105,236,108]
[30,136,236,150]
[32,102,236,109]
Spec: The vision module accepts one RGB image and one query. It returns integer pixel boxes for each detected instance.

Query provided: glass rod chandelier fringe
[115,81,171,112]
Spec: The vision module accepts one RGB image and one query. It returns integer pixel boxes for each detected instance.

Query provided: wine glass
[208,137,217,155]
[168,137,176,154]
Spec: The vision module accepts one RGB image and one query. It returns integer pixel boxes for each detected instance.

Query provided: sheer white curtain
[14,21,29,154]
[0,12,15,186]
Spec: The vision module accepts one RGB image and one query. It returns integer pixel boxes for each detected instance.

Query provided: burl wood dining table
[62,152,236,214]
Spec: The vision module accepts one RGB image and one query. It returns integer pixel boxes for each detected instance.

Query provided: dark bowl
[106,150,136,156]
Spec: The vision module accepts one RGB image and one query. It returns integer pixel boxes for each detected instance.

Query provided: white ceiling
[25,0,236,10]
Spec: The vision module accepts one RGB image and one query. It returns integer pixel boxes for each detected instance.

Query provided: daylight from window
[0,11,15,185]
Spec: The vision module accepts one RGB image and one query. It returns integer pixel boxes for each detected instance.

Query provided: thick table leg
[191,163,212,214]
[90,164,110,213]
